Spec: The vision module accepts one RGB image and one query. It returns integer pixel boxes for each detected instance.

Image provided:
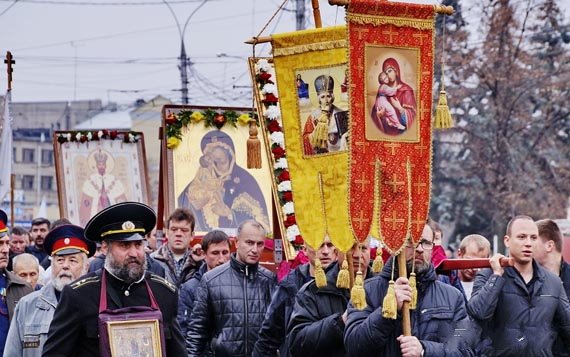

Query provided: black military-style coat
[42,269,185,357]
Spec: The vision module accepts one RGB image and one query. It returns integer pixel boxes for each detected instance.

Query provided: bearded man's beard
[105,253,146,283]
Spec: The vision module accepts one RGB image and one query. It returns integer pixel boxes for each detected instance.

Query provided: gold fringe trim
[351,271,367,310]
[347,14,434,30]
[372,254,384,274]
[315,260,327,288]
[246,120,262,169]
[434,90,453,129]
[382,280,398,319]
[409,272,418,310]
[336,260,350,289]
[273,40,348,57]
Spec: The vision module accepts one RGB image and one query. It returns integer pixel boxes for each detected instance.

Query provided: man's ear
[546,240,555,253]
[503,235,510,249]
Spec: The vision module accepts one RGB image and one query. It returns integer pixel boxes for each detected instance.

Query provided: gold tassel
[435,18,453,130]
[336,260,350,289]
[372,254,384,274]
[314,259,327,288]
[309,111,330,149]
[351,271,367,310]
[247,120,262,169]
[382,280,397,319]
[409,272,418,310]
[434,90,453,129]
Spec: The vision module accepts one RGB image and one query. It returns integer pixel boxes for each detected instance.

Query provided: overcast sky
[1,0,568,106]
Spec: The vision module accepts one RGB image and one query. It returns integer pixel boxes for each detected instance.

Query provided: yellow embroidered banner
[271,26,354,253]
[348,1,436,254]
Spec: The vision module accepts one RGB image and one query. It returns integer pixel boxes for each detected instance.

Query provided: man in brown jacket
[0,209,33,355]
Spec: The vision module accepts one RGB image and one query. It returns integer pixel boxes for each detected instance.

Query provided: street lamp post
[162,0,208,104]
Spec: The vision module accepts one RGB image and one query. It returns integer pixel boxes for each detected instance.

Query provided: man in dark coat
[178,230,230,339]
[252,235,338,357]
[469,216,570,356]
[535,219,570,357]
[344,224,475,356]
[287,239,371,357]
[186,219,276,356]
[42,202,185,356]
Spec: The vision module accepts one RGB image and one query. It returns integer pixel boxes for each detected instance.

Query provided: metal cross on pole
[4,51,15,91]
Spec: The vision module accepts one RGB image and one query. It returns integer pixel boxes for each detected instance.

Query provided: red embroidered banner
[348,1,436,254]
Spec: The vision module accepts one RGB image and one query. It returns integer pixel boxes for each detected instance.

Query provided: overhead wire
[0,0,19,17]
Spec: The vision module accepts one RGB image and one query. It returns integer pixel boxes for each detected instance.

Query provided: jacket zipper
[244,265,249,356]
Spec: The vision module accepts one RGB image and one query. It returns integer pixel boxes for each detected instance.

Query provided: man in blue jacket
[344,224,475,356]
[468,215,570,356]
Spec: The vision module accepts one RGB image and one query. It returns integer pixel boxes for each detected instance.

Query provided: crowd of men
[0,204,568,356]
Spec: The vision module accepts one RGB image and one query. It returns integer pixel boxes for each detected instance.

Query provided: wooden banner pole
[312,0,322,28]
[397,253,411,336]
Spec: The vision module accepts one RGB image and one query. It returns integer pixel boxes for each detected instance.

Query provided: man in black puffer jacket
[252,236,338,357]
[468,216,570,356]
[344,224,477,356]
[287,240,372,357]
[186,220,276,356]
[178,230,230,341]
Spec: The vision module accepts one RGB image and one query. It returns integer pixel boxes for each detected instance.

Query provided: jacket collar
[194,262,208,280]
[37,283,58,309]
[230,253,258,279]
[505,259,544,291]
[154,244,197,272]
[4,270,29,288]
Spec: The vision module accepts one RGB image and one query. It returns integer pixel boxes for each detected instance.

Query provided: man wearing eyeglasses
[345,223,475,356]
[151,208,199,287]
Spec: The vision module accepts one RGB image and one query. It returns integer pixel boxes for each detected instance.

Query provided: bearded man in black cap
[42,202,185,356]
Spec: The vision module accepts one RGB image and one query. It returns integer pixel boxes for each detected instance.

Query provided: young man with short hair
[178,230,231,338]
[186,220,276,356]
[26,218,50,264]
[468,216,570,355]
[151,208,199,286]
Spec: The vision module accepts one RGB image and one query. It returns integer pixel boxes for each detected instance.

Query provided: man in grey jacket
[4,224,94,356]
[468,215,570,355]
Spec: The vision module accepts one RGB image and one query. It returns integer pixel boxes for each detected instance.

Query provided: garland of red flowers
[56,130,140,144]
[255,59,303,246]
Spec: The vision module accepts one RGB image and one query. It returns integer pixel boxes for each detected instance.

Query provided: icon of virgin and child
[370,57,417,136]
[177,130,270,232]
